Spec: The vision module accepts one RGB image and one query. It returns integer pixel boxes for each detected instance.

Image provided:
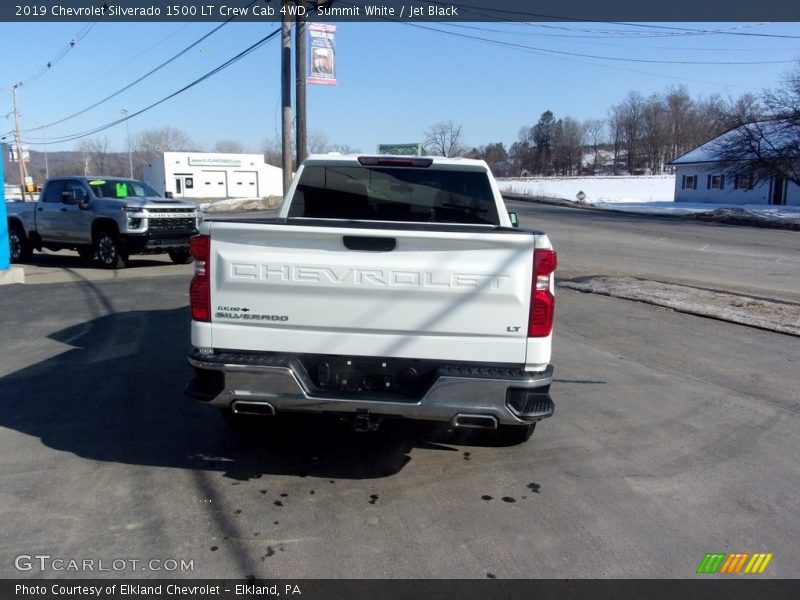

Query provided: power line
[442,22,800,52]
[403,20,799,65]
[15,20,100,88]
[447,23,800,52]
[23,0,261,134]
[18,28,281,146]
[24,22,194,111]
[421,1,800,39]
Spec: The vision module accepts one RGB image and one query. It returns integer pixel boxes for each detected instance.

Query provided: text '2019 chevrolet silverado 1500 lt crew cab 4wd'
[7,176,198,268]
[185,155,556,444]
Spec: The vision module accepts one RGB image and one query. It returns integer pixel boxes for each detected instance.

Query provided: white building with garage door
[143,152,283,200]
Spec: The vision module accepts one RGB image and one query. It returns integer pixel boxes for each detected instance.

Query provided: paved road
[1,209,799,578]
[507,200,800,303]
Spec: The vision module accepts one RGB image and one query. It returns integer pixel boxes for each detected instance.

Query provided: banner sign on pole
[308,24,336,86]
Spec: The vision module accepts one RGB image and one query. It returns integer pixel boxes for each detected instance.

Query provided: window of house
[708,174,724,190]
[735,174,753,190]
[682,175,697,190]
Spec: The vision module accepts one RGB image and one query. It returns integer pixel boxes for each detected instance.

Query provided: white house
[670,123,798,206]
[143,152,283,200]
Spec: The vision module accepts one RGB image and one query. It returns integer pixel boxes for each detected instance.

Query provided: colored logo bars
[696,552,773,574]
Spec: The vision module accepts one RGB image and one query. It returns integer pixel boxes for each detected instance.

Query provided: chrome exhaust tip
[231,400,276,417]
[452,414,498,430]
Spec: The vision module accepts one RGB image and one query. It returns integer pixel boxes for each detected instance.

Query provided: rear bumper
[186,350,554,427]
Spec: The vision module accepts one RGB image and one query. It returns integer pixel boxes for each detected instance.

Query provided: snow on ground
[198,196,282,212]
[498,175,676,203]
[496,176,800,223]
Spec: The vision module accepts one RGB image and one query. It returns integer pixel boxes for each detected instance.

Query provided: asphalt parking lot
[1,206,798,579]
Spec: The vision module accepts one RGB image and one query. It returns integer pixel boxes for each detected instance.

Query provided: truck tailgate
[202,221,535,364]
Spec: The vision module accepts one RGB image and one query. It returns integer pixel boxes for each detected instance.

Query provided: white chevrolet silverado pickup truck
[185,155,556,444]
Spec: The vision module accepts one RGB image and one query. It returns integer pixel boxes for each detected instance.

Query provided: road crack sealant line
[558,276,800,337]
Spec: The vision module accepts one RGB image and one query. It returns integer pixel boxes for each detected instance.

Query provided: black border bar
[4,580,800,600]
[3,1,800,22]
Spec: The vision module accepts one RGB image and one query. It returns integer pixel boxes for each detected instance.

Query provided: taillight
[190,234,210,322]
[528,248,557,337]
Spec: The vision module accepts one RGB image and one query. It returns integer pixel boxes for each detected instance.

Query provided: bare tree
[583,119,606,173]
[330,143,361,154]
[621,91,646,174]
[511,125,536,175]
[77,137,111,175]
[552,117,585,175]
[423,120,465,157]
[714,64,800,187]
[607,105,626,175]
[642,95,669,174]
[77,140,92,176]
[306,130,330,155]
[665,86,694,163]
[725,93,763,126]
[213,139,248,153]
[261,137,282,167]
[132,126,195,178]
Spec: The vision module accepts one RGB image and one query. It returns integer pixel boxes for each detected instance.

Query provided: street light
[121,108,132,177]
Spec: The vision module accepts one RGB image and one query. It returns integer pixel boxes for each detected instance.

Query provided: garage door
[200,170,227,197]
[230,171,258,198]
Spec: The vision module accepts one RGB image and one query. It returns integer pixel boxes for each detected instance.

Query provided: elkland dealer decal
[696,552,773,574]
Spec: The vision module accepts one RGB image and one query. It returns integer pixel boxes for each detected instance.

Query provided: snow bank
[497,175,676,203]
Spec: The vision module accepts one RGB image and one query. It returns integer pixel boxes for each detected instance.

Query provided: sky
[1,17,800,157]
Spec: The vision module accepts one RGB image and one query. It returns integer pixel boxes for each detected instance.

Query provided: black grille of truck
[148,217,196,231]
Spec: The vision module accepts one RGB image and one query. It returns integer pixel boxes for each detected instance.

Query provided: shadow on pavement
[0,307,472,481]
[21,251,171,270]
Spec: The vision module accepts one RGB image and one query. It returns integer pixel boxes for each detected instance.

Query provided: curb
[0,266,25,285]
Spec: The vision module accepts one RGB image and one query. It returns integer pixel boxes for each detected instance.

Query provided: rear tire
[168,249,193,264]
[8,224,33,263]
[95,229,127,269]
[494,422,536,446]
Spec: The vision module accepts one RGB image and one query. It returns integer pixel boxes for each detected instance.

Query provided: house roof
[669,118,798,165]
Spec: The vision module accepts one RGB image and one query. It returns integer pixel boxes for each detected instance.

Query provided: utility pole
[121,108,133,177]
[281,1,293,195]
[41,126,48,179]
[12,84,29,202]
[295,9,307,166]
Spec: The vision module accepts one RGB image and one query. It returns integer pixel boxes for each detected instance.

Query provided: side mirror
[61,190,77,205]
[79,199,90,210]
[508,211,519,227]
[164,191,174,198]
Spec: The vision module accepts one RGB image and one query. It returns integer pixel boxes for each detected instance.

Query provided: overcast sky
[2,20,799,155]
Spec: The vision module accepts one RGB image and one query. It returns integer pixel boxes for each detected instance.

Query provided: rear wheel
[8,224,32,263]
[168,249,193,264]
[95,229,127,269]
[494,422,536,446]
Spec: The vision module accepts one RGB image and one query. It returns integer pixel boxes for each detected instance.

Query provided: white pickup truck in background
[185,155,556,444]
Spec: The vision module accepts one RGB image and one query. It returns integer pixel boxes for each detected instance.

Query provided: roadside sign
[378,143,424,156]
